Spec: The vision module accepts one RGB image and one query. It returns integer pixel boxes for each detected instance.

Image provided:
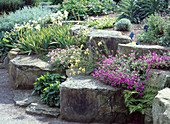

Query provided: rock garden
[0,0,170,124]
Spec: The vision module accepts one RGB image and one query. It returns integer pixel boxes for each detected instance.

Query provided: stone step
[118,44,170,56]
[59,75,129,123]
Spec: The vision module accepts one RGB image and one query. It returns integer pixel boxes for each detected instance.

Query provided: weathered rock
[13,90,40,107]
[63,21,84,25]
[9,55,65,89]
[59,75,128,123]
[144,107,153,124]
[152,88,170,124]
[146,69,170,88]
[26,103,60,117]
[118,44,170,56]
[69,25,88,36]
[87,30,131,55]
[0,63,5,69]
[7,49,19,60]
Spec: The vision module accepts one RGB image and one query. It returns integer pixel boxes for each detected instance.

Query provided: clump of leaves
[32,72,66,106]
[137,13,170,47]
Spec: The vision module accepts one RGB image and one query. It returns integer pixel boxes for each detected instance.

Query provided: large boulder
[69,25,88,36]
[118,44,170,57]
[146,69,170,88]
[60,75,132,123]
[9,55,65,89]
[152,88,170,124]
[87,30,131,55]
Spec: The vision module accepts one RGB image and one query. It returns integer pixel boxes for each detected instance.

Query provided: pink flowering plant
[92,50,170,114]
[46,45,82,71]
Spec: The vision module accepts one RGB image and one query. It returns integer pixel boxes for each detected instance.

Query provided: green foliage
[116,18,132,31]
[33,72,66,106]
[116,0,169,23]
[137,13,170,47]
[124,86,160,114]
[58,0,114,20]
[0,0,25,12]
[12,24,74,55]
[85,16,116,29]
[23,0,39,5]
[0,7,52,32]
[0,31,18,62]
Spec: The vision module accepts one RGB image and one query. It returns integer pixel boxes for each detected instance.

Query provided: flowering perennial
[92,50,170,96]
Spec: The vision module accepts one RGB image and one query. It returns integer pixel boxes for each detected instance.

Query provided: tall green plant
[13,24,74,55]
[116,0,169,23]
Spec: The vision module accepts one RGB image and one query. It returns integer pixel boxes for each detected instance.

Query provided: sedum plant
[32,72,66,106]
[0,7,52,32]
[116,18,132,31]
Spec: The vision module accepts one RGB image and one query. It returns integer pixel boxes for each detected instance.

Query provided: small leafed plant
[116,18,132,31]
[32,72,66,106]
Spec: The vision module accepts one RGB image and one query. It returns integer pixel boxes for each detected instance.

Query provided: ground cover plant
[84,16,115,29]
[0,7,52,32]
[92,49,170,114]
[32,72,66,106]
[116,18,132,31]
[137,13,170,47]
[58,0,114,20]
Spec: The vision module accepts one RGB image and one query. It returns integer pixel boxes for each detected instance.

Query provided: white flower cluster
[45,10,69,26]
[14,20,41,32]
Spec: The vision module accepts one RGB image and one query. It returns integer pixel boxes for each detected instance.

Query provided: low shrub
[137,13,170,47]
[116,18,132,31]
[0,7,52,32]
[0,0,24,13]
[32,72,66,106]
[92,50,170,114]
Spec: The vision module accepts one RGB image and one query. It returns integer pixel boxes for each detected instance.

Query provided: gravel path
[0,69,80,124]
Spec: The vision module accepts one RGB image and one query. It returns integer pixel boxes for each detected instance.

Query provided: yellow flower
[89,36,92,41]
[79,67,82,70]
[69,73,72,76]
[98,42,102,46]
[70,69,73,71]
[80,44,84,49]
[75,63,78,67]
[86,48,89,52]
[96,51,99,54]
[82,68,85,73]
[70,56,74,59]
[73,71,76,76]
[70,64,74,68]
[73,51,76,54]
[77,71,81,75]
[76,60,80,63]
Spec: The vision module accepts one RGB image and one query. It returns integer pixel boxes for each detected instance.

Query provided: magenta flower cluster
[92,50,170,96]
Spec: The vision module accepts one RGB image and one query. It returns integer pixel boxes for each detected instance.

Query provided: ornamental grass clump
[92,50,170,114]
